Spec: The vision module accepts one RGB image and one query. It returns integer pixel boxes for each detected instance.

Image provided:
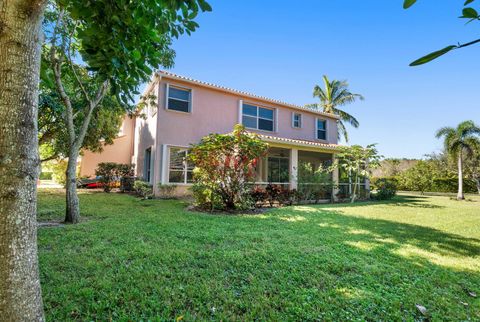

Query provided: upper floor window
[168,147,194,184]
[242,103,274,132]
[316,119,327,140]
[292,112,302,128]
[167,85,191,113]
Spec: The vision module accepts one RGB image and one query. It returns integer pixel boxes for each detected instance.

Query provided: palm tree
[306,75,364,142]
[436,120,480,200]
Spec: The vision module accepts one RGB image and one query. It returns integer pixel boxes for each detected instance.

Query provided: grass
[37,189,480,321]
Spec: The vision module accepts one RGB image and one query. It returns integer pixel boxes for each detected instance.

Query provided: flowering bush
[188,125,269,211]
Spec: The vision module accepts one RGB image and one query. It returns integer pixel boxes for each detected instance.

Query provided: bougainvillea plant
[188,124,269,210]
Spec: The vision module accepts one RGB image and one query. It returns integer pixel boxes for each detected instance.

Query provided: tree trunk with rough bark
[0,0,46,320]
[65,150,80,223]
[457,153,464,200]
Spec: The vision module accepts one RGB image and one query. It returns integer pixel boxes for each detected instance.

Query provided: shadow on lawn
[322,195,445,209]
[270,200,479,259]
[38,195,480,321]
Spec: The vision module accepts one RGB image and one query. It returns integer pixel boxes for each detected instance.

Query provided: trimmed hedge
[373,176,478,194]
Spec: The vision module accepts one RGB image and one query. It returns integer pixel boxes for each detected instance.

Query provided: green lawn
[37,189,480,321]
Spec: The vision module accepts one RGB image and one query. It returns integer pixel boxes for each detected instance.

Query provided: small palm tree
[306,75,364,142]
[436,120,480,200]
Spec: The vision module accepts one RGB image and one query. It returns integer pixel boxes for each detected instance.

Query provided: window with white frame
[167,85,191,113]
[168,147,194,184]
[316,119,327,140]
[242,103,275,132]
[292,112,302,128]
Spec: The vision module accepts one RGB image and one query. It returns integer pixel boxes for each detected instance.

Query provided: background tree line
[373,148,480,195]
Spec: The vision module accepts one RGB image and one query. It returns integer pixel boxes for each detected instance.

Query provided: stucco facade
[79,117,136,177]
[134,71,340,196]
[81,71,342,197]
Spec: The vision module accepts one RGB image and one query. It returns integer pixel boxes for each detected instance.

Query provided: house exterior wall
[133,83,159,183]
[78,72,341,198]
[154,78,338,150]
[79,117,135,177]
[141,76,339,193]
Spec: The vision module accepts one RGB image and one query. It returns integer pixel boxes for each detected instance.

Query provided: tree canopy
[39,51,125,162]
[51,0,212,104]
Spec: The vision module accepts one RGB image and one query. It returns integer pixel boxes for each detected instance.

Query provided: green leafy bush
[371,178,397,200]
[133,181,153,200]
[39,172,53,180]
[51,160,68,186]
[393,160,478,194]
[431,178,477,194]
[188,125,268,211]
[190,182,224,211]
[95,162,134,193]
[157,184,177,199]
[95,162,119,192]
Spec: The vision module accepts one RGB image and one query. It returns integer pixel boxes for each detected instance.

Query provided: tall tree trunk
[476,177,480,195]
[0,0,46,320]
[457,153,464,200]
[351,173,358,203]
[64,150,80,223]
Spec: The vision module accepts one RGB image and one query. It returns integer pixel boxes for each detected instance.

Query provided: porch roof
[256,134,341,152]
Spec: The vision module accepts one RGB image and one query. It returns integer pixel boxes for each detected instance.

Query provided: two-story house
[80,71,343,197]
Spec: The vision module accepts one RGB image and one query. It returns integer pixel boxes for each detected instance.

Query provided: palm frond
[332,107,360,128]
[337,120,349,143]
[458,120,480,137]
[435,126,455,139]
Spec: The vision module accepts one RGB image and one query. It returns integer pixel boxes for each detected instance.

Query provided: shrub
[133,180,153,200]
[190,182,224,211]
[397,161,434,194]
[51,160,68,186]
[118,164,135,192]
[95,162,134,193]
[120,176,135,192]
[95,162,119,192]
[250,185,299,207]
[157,184,177,199]
[188,125,268,211]
[265,184,282,207]
[250,186,268,207]
[277,188,298,206]
[372,178,397,200]
[39,172,53,180]
[431,178,477,194]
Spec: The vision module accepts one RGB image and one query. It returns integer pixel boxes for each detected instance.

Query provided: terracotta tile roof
[157,70,340,119]
[256,134,341,151]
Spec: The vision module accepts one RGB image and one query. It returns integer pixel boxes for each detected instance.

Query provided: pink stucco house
[81,71,348,197]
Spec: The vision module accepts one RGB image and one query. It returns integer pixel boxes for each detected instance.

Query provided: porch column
[160,144,168,185]
[332,155,340,201]
[289,148,298,190]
